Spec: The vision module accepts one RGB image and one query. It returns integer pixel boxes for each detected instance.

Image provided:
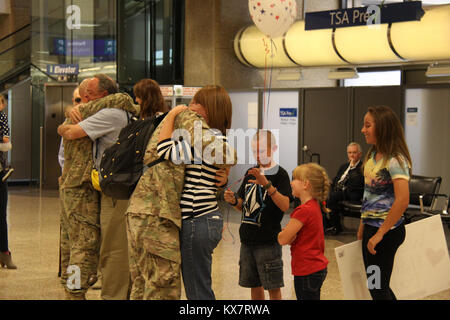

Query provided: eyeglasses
[74,98,82,103]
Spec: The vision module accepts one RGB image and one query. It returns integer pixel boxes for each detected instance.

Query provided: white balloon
[249,0,298,38]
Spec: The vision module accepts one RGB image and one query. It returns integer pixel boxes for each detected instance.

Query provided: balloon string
[263,37,269,129]
[264,54,267,129]
[267,39,275,127]
[263,36,273,129]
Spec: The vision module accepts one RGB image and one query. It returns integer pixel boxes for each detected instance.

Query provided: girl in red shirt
[278,163,330,300]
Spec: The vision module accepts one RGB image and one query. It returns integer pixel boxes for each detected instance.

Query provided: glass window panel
[344,70,402,87]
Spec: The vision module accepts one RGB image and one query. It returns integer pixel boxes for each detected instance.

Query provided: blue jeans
[180,210,223,300]
[294,268,327,300]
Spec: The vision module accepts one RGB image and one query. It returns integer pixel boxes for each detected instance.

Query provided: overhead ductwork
[234,4,450,68]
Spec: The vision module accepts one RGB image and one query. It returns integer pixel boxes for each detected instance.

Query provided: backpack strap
[92,138,100,170]
[141,112,169,173]
[142,157,165,174]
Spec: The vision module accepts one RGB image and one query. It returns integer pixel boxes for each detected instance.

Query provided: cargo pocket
[263,259,284,290]
[152,255,181,289]
[142,217,181,264]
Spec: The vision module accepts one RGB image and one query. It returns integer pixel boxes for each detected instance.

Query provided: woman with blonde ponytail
[278,163,330,300]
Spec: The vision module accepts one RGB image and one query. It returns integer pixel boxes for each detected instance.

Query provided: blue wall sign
[280,108,298,118]
[52,39,116,61]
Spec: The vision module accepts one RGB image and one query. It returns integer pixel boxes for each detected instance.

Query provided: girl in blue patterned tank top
[359,106,412,300]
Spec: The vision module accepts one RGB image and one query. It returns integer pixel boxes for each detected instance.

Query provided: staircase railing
[0,23,32,86]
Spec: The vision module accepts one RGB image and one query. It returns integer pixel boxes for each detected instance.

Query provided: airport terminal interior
[1,187,450,300]
[1,0,450,300]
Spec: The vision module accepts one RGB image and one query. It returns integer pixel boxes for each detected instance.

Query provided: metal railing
[0,23,32,85]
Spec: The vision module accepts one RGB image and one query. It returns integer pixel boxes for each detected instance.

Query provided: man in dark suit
[326,142,364,235]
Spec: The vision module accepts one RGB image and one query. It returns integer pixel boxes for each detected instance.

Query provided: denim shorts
[238,243,284,291]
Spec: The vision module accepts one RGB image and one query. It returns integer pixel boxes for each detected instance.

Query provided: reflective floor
[0,186,449,300]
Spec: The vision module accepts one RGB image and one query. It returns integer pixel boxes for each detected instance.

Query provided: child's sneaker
[2,167,14,182]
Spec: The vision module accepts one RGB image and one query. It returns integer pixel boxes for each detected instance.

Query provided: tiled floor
[0,186,449,300]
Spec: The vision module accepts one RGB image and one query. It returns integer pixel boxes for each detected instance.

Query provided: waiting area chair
[339,174,448,229]
[406,175,442,214]
[405,175,449,227]
[414,193,450,226]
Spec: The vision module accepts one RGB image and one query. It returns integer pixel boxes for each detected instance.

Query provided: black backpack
[99,112,167,199]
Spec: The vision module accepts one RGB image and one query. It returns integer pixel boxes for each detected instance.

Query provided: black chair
[406,178,449,227]
[418,193,450,227]
[404,175,442,223]
[340,200,362,218]
[407,175,442,212]
[339,174,443,228]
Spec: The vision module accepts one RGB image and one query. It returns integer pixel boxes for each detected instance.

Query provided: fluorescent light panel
[328,68,359,79]
[344,70,401,86]
[426,65,450,77]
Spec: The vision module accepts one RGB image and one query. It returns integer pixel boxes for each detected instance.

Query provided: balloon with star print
[248,0,298,38]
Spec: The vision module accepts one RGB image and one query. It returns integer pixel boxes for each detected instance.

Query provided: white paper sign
[406,107,418,126]
[335,215,450,300]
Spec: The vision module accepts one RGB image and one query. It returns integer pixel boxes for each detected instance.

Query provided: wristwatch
[263,181,272,190]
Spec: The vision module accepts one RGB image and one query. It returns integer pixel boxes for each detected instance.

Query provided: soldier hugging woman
[125,85,237,300]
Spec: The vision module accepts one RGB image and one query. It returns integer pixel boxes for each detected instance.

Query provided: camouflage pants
[60,184,100,297]
[125,213,181,300]
[59,196,70,285]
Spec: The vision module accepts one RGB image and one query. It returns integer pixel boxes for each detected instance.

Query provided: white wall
[405,88,450,197]
[227,91,259,191]
[264,91,299,179]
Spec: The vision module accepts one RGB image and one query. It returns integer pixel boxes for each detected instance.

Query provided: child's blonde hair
[292,163,331,213]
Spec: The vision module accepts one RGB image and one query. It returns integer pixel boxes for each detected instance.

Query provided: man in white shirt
[326,142,364,235]
[59,75,138,299]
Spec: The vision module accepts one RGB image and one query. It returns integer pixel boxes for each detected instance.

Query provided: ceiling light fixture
[425,64,450,77]
[328,68,359,80]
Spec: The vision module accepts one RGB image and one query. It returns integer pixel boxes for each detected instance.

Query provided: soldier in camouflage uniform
[58,75,138,299]
[126,85,237,300]
[59,79,90,289]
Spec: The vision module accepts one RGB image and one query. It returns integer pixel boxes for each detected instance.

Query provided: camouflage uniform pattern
[126,109,237,300]
[59,196,70,285]
[60,183,100,297]
[60,93,139,190]
[59,93,139,298]
[126,213,181,300]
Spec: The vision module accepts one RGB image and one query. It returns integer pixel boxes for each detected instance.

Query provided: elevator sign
[47,64,79,76]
